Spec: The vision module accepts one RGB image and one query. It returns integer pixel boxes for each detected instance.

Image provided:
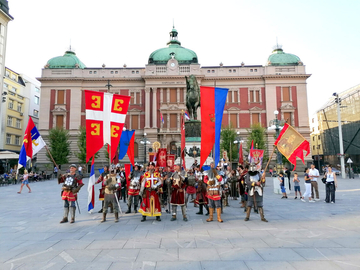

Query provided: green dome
[45,50,86,69]
[267,46,302,66]
[148,27,198,65]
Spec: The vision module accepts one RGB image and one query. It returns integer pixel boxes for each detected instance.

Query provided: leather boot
[156,216,161,221]
[115,212,119,223]
[244,206,251,221]
[134,206,138,213]
[259,207,268,222]
[60,208,69,223]
[181,206,187,221]
[125,207,131,214]
[240,201,245,208]
[206,208,214,222]
[196,204,203,215]
[98,201,104,213]
[204,204,209,216]
[216,207,223,223]
[70,207,76,223]
[170,215,176,221]
[101,212,106,223]
[141,215,146,222]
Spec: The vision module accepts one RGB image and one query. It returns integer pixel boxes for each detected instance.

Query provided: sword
[76,199,81,214]
[114,192,123,215]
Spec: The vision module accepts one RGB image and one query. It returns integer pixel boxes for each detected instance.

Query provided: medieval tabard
[170,170,186,206]
[103,173,119,214]
[126,169,141,213]
[245,171,264,208]
[139,171,162,217]
[203,168,223,222]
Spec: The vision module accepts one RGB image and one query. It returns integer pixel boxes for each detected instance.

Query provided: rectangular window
[8,100,13,109]
[163,89,167,103]
[56,115,64,128]
[34,109,39,117]
[35,87,40,92]
[252,113,260,125]
[170,89,177,103]
[57,90,64,104]
[15,136,20,145]
[230,114,237,127]
[170,114,177,128]
[134,142,138,157]
[162,114,167,128]
[284,112,291,124]
[179,89,184,103]
[17,103,22,112]
[7,116,12,126]
[228,92,233,103]
[34,96,40,105]
[131,115,139,130]
[282,87,290,101]
[256,91,260,102]
[136,92,140,104]
[16,119,21,128]
[234,91,238,103]
[130,92,135,104]
[6,134,11,144]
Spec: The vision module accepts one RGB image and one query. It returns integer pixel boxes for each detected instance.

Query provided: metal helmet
[249,162,257,172]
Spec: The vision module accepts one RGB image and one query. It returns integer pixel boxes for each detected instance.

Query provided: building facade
[37,27,311,168]
[316,84,360,169]
[0,0,13,148]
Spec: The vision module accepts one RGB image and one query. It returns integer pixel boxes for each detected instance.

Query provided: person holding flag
[58,164,84,224]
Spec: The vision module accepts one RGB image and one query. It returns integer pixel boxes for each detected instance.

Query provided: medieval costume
[126,165,141,214]
[58,164,84,224]
[101,169,120,223]
[203,164,223,222]
[195,173,209,215]
[244,163,267,222]
[95,166,108,213]
[139,162,162,222]
[239,166,248,209]
[163,168,173,213]
[170,166,188,221]
[185,171,197,207]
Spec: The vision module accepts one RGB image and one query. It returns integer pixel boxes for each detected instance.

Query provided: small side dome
[45,50,86,69]
[148,27,198,65]
[267,45,302,66]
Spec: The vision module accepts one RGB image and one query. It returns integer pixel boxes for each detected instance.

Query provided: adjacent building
[37,27,312,168]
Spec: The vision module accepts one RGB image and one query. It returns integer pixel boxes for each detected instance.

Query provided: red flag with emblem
[85,90,130,162]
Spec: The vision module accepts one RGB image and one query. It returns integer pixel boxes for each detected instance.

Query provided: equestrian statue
[185,75,200,120]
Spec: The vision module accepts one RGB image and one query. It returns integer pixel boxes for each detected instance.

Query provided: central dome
[148,27,198,65]
[45,50,86,69]
[267,45,302,66]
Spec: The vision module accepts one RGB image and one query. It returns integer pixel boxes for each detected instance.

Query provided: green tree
[246,123,268,162]
[220,124,238,162]
[75,126,99,164]
[47,127,71,166]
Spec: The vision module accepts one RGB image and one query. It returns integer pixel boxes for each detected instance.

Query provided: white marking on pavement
[40,262,56,269]
[327,225,345,231]
[335,261,360,268]
[59,251,76,263]
[315,248,330,260]
[6,248,53,263]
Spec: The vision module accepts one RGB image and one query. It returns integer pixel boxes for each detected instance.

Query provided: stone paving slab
[1,177,360,269]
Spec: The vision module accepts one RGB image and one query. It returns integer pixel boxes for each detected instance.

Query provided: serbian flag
[18,117,46,169]
[274,123,310,170]
[87,156,96,213]
[200,86,228,168]
[85,90,130,162]
[160,112,164,124]
[184,112,190,121]
[239,142,244,164]
[181,114,186,169]
[118,130,135,166]
[248,140,254,161]
[249,149,264,171]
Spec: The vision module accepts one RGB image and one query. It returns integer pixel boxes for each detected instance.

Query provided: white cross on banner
[85,90,130,162]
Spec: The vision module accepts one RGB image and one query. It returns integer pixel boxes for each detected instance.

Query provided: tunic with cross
[139,171,162,217]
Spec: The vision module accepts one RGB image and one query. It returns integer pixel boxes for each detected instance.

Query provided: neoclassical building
[37,27,311,168]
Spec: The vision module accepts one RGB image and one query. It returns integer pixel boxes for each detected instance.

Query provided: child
[278,172,287,199]
[293,173,302,199]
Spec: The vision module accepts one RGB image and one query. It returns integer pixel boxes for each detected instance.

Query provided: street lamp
[140,132,150,165]
[333,92,346,179]
[233,131,244,165]
[268,110,285,174]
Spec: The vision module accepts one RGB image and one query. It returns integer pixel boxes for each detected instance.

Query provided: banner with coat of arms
[249,149,264,171]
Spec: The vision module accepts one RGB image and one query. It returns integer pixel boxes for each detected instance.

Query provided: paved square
[1,177,359,269]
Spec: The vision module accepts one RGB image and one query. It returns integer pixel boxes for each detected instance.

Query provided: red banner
[124,163,131,188]
[166,154,175,170]
[249,149,264,171]
[156,148,167,168]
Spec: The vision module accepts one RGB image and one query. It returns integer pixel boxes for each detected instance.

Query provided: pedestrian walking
[301,168,315,203]
[309,164,320,201]
[293,173,302,199]
[17,170,31,194]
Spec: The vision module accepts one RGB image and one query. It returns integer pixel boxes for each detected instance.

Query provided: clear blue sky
[6,0,360,117]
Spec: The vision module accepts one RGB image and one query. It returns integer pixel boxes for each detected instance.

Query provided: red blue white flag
[184,112,190,121]
[160,112,164,124]
[87,156,96,213]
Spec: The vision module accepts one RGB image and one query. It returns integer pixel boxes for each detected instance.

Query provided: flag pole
[263,145,277,177]
[180,110,183,169]
[45,145,58,167]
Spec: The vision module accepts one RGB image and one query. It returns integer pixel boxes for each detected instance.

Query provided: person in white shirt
[78,165,83,176]
[309,164,320,201]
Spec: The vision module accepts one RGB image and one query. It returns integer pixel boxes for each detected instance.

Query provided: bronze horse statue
[185,75,200,120]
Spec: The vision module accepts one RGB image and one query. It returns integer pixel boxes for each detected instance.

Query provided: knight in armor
[119,166,127,203]
[195,168,209,216]
[244,162,268,222]
[101,167,120,223]
[238,165,248,209]
[58,164,84,224]
[95,165,109,213]
[203,162,223,222]
[170,164,188,221]
[163,166,173,213]
[126,164,142,214]
[185,169,197,208]
[139,162,162,222]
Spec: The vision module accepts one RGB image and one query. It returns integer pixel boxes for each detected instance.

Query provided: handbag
[321,177,327,184]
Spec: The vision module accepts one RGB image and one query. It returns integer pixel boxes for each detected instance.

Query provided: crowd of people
[57,160,269,224]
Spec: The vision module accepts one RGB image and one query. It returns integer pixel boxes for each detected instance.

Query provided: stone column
[152,88,157,128]
[145,87,151,128]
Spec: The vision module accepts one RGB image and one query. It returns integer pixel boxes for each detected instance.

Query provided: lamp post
[333,92,346,179]
[233,131,243,165]
[268,110,284,174]
[140,133,150,165]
